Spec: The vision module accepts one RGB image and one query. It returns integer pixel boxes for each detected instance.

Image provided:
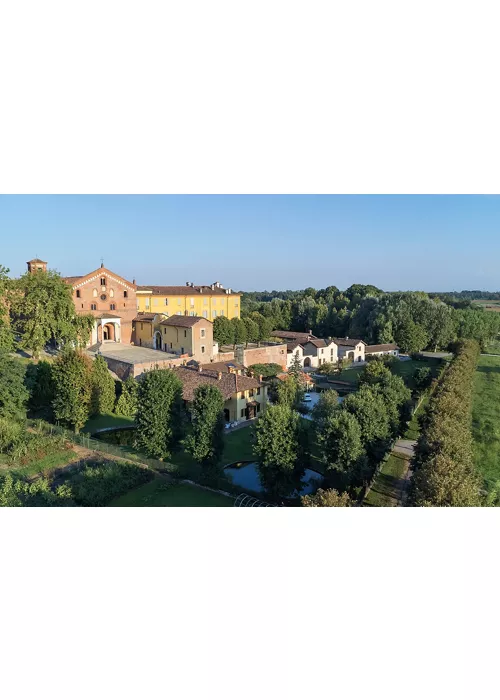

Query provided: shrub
[66,460,153,506]
[0,417,23,453]
[301,488,352,507]
[0,472,74,507]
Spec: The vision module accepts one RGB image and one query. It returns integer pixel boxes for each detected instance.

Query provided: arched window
[93,288,98,298]
[110,289,114,298]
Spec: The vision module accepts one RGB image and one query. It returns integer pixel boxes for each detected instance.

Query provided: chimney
[217,371,222,380]
[186,282,190,286]
[132,278,136,285]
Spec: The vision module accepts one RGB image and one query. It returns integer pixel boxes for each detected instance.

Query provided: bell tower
[27,258,48,273]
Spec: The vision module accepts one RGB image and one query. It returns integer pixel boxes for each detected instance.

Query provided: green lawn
[472,355,500,492]
[109,477,234,507]
[483,339,500,355]
[364,453,408,507]
[335,358,441,389]
[11,449,79,478]
[83,413,136,434]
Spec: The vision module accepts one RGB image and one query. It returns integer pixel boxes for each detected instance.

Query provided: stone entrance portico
[92,314,122,344]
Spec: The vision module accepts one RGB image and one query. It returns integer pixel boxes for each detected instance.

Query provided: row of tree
[408,340,483,506]
[239,286,500,352]
[212,313,274,347]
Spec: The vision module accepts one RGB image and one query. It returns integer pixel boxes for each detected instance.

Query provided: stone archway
[303,357,311,367]
[103,323,115,342]
[154,331,162,350]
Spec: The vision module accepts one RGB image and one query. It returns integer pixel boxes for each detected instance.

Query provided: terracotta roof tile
[159,315,208,328]
[173,366,263,401]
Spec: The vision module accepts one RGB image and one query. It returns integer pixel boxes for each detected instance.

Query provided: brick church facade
[26,260,138,346]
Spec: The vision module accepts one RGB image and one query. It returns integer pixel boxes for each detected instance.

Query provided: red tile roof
[159,315,208,328]
[137,284,239,296]
[173,366,263,401]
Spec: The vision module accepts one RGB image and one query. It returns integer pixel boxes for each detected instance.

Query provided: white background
[1,1,499,698]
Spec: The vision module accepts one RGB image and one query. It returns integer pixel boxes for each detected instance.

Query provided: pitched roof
[287,341,304,352]
[172,366,262,401]
[133,313,157,322]
[136,284,239,296]
[272,330,317,341]
[365,343,399,352]
[62,276,83,285]
[61,266,136,290]
[333,337,365,347]
[200,361,245,374]
[27,258,47,264]
[159,315,208,328]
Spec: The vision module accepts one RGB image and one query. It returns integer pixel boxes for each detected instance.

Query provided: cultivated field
[472,354,500,492]
[110,478,234,507]
[472,299,500,313]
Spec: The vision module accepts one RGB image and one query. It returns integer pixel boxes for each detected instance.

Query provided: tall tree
[184,385,225,478]
[254,404,306,499]
[51,349,93,431]
[243,317,259,345]
[342,384,391,459]
[90,355,116,415]
[230,317,247,347]
[213,315,234,347]
[115,376,139,418]
[25,360,55,418]
[12,269,95,358]
[311,389,339,424]
[0,265,14,352]
[0,353,29,420]
[135,368,184,459]
[301,488,352,507]
[316,410,365,482]
[276,375,303,409]
[288,351,303,380]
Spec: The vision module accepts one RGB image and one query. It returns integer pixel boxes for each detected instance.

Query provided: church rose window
[101,294,107,301]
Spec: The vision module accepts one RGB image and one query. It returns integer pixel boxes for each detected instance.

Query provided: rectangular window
[201,345,205,354]
[100,278,106,286]
[220,310,224,316]
[190,311,195,316]
[124,291,128,298]
[190,298,194,307]
[204,298,208,305]
[141,323,143,331]
[76,290,80,298]
[177,298,181,306]
[203,311,208,318]
[184,330,187,337]
[201,329,206,338]
[256,403,260,413]
[212,310,217,318]
[257,387,261,396]
[91,303,97,310]
[181,347,184,354]
[165,298,168,305]
[234,300,238,306]
[177,311,181,315]
[110,303,116,310]
[81,304,84,309]
[241,408,245,418]
[153,298,158,306]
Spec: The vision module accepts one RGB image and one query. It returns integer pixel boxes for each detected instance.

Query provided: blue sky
[0,195,499,292]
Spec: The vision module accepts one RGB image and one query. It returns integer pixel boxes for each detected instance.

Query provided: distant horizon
[2,194,500,290]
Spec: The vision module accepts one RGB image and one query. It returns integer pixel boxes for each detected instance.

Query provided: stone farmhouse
[273,328,366,369]
[365,343,400,358]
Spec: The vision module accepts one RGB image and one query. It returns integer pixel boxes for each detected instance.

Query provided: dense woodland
[237,285,500,352]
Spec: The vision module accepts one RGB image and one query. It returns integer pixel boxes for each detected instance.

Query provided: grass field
[472,299,500,313]
[472,354,500,492]
[336,358,441,389]
[11,448,79,478]
[364,453,408,507]
[483,339,500,355]
[83,413,136,433]
[110,477,234,507]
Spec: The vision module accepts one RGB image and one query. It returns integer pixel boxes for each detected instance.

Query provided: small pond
[224,461,322,495]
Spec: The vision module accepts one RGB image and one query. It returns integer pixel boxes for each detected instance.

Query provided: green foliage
[243,317,260,344]
[64,460,153,507]
[254,404,306,499]
[414,366,432,389]
[248,363,283,379]
[288,351,303,379]
[11,268,95,358]
[409,340,482,506]
[311,390,339,423]
[184,385,225,476]
[115,376,138,418]
[213,315,234,346]
[0,417,23,453]
[0,265,14,352]
[0,472,73,507]
[25,360,55,418]
[0,353,30,420]
[90,355,116,416]
[316,410,365,482]
[135,368,184,459]
[301,488,352,507]
[51,349,92,431]
[315,362,338,375]
[359,360,392,385]
[230,317,247,346]
[276,375,303,409]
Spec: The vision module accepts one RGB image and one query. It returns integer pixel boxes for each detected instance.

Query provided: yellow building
[172,365,268,423]
[132,313,214,364]
[136,281,241,320]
